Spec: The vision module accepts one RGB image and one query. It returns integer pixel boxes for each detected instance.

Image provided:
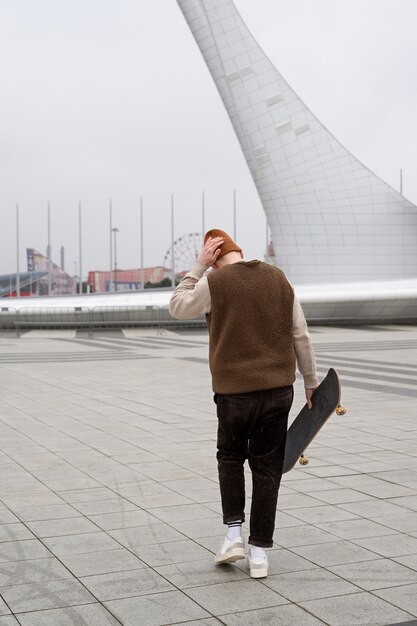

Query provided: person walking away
[169,229,318,578]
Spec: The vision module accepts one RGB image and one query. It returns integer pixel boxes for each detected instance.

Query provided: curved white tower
[177,0,417,285]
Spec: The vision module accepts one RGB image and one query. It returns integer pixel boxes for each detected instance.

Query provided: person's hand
[305,387,317,410]
[198,236,224,267]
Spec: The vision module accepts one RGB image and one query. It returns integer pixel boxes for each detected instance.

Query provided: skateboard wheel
[299,456,309,465]
[336,405,346,416]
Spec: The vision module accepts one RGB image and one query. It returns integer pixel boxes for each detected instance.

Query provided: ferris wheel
[163,233,203,275]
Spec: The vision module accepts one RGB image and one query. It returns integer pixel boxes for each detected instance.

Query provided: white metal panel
[176,0,417,285]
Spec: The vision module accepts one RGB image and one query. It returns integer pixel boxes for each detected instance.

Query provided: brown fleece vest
[206,260,296,394]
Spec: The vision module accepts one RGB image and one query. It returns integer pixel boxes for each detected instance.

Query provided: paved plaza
[0,325,417,625]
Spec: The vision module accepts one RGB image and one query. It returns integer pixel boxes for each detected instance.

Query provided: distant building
[0,271,47,297]
[0,249,75,297]
[26,249,75,295]
[88,266,171,293]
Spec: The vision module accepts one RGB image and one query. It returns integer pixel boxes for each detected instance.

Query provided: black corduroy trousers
[215,385,293,548]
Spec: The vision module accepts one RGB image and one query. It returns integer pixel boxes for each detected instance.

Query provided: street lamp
[112,227,119,292]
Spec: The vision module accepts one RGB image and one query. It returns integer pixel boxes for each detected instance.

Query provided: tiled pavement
[0,325,417,625]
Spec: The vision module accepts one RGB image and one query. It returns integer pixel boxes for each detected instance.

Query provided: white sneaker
[247,553,268,578]
[214,535,245,564]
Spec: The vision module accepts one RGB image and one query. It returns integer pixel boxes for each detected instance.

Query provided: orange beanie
[204,229,242,260]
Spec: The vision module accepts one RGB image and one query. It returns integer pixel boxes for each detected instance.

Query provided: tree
[144,277,172,289]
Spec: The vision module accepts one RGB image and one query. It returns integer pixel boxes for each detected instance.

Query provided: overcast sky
[1,0,416,278]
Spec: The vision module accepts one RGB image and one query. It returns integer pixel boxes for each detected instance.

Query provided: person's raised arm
[169,236,223,320]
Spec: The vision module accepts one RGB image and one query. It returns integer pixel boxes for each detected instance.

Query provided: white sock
[249,545,267,560]
[227,520,242,540]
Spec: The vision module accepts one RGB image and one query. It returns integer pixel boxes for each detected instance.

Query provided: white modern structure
[2,280,417,325]
[176,0,417,286]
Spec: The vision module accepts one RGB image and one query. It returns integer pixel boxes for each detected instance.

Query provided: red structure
[88,267,170,293]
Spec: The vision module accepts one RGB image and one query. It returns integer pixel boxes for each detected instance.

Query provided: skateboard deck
[283,368,345,474]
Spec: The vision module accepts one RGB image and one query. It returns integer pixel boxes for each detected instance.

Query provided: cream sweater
[169,261,318,390]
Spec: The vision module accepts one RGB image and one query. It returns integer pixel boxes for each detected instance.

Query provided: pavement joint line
[0,365,185,431]
[0,447,221,622]
[91,336,206,349]
[0,396,231,579]
[316,353,417,373]
[55,337,132,351]
[317,358,417,378]
[72,337,169,349]
[127,337,209,346]
[0,355,159,364]
[0,496,125,624]
[314,337,417,346]
[176,358,417,397]
[1,326,417,623]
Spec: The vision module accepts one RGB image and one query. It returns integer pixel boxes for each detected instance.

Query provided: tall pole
[112,227,119,291]
[140,197,144,289]
[114,229,117,291]
[74,261,78,294]
[400,168,403,195]
[109,199,113,292]
[79,201,82,294]
[202,191,205,236]
[233,188,237,240]
[171,194,175,288]
[47,202,52,295]
[16,204,20,297]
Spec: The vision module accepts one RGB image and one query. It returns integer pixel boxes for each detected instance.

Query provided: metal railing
[0,305,206,336]
[0,306,19,335]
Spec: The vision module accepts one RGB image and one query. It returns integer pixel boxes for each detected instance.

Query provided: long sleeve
[292,295,318,389]
[169,262,212,320]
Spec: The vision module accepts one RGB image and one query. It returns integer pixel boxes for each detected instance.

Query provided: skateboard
[283,368,346,474]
